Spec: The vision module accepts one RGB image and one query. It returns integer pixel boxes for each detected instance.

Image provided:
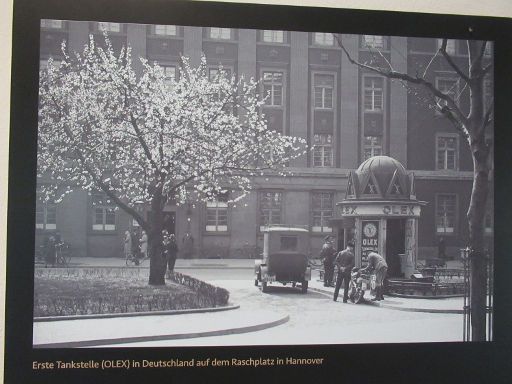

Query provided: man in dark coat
[333,241,355,302]
[438,236,446,259]
[320,236,337,287]
[361,252,388,301]
[44,235,56,267]
[165,234,179,273]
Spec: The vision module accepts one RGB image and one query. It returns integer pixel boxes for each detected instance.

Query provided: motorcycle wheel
[262,281,268,293]
[354,289,365,304]
[348,282,357,303]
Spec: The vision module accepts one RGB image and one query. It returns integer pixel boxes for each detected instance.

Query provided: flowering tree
[38,35,306,285]
[335,35,493,341]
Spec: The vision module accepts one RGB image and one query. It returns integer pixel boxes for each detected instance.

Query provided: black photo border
[6,0,512,383]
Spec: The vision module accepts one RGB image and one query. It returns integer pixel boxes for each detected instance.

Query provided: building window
[363,136,382,160]
[206,195,228,232]
[437,39,456,55]
[41,19,63,29]
[436,77,459,110]
[161,65,176,86]
[313,134,333,167]
[262,30,284,43]
[155,24,177,36]
[209,27,231,40]
[362,35,384,49]
[312,192,333,233]
[313,32,334,46]
[36,193,56,230]
[260,191,282,230]
[436,135,458,170]
[209,67,232,81]
[40,58,62,70]
[98,22,121,33]
[263,71,284,106]
[91,193,116,231]
[314,74,334,109]
[364,77,384,111]
[436,194,457,234]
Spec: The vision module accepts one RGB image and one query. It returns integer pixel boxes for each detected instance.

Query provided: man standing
[362,251,388,301]
[320,235,337,287]
[438,236,446,259]
[333,241,355,302]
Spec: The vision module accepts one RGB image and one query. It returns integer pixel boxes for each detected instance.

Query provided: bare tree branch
[439,39,470,83]
[422,50,440,78]
[333,33,469,129]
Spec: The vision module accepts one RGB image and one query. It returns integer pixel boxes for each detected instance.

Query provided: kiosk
[335,156,426,279]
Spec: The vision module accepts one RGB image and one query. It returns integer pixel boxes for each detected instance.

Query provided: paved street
[100,265,464,347]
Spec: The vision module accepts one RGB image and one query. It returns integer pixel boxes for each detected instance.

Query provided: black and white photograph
[33,20,494,347]
[5,1,512,383]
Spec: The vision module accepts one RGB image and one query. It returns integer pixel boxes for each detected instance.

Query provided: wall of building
[36,21,491,259]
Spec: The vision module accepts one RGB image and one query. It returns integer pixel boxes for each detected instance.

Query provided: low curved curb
[310,287,463,314]
[366,301,463,314]
[34,314,290,348]
[34,304,240,322]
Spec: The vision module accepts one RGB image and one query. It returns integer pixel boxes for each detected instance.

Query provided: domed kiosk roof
[347,156,412,200]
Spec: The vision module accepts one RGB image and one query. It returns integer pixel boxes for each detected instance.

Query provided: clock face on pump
[363,222,377,238]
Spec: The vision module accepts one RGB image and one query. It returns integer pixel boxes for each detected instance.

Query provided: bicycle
[55,242,72,267]
[126,250,147,266]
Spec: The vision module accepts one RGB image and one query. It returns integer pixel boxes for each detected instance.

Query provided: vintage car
[254,226,311,293]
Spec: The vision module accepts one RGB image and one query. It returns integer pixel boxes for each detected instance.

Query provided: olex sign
[338,203,421,217]
[361,220,379,265]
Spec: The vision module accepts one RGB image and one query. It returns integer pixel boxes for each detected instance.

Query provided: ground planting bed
[34,267,229,317]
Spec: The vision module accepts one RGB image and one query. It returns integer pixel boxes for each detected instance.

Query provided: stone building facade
[36,20,494,259]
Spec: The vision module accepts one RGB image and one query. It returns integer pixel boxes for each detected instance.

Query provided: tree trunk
[148,197,166,286]
[468,140,490,341]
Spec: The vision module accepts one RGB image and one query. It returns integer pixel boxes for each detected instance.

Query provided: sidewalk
[308,272,464,314]
[33,307,289,348]
[62,257,255,269]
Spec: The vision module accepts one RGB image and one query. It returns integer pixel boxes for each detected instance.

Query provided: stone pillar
[183,26,202,67]
[339,34,360,169]
[127,24,147,76]
[237,29,256,80]
[389,36,408,166]
[289,31,309,168]
[68,21,89,53]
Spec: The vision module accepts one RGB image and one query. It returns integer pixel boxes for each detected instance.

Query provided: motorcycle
[348,267,376,304]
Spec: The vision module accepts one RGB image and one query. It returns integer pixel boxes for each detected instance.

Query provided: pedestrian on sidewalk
[44,234,56,267]
[131,228,141,261]
[361,251,388,301]
[438,236,446,259]
[182,232,194,259]
[124,230,132,260]
[333,241,355,302]
[320,235,337,287]
[140,230,148,259]
[164,232,179,275]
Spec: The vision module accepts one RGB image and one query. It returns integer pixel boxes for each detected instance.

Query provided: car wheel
[262,281,268,293]
[301,280,308,294]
